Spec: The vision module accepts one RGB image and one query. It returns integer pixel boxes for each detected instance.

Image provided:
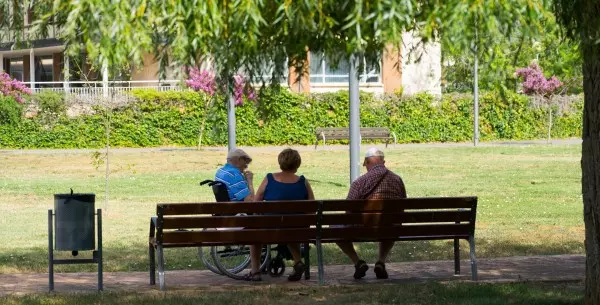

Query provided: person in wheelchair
[215,148,255,202]
[251,148,315,281]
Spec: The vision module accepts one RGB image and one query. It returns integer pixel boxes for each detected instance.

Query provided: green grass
[0,282,584,305]
[0,144,584,273]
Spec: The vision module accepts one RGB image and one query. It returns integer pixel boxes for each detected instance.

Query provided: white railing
[23,80,184,95]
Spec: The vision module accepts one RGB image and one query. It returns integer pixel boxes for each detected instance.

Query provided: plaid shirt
[347,164,407,200]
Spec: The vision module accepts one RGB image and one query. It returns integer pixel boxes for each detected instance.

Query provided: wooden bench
[149,197,477,290]
[314,127,397,149]
[149,201,315,290]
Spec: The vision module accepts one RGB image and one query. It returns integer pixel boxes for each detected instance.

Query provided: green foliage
[0,96,23,126]
[442,8,583,94]
[33,90,67,116]
[0,89,583,149]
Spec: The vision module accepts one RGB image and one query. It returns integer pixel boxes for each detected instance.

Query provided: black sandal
[243,271,262,282]
[288,261,306,282]
[374,261,388,279]
[354,260,369,279]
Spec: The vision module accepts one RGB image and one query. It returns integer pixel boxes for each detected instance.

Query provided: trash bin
[53,193,95,251]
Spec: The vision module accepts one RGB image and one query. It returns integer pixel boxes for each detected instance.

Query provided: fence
[22,80,184,96]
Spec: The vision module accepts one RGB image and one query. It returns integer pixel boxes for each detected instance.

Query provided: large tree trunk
[583,41,600,305]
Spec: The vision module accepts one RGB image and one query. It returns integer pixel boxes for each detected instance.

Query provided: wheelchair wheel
[210,245,252,275]
[213,244,271,280]
[198,246,222,274]
[268,257,286,277]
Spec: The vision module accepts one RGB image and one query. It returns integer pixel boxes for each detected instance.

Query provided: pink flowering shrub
[0,72,31,104]
[232,74,256,106]
[515,63,562,97]
[185,68,256,106]
[185,68,216,96]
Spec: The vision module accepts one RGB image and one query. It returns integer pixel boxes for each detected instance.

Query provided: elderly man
[337,147,407,280]
[215,148,255,202]
[214,148,262,281]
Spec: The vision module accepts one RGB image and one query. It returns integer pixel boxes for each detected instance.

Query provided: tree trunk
[197,97,211,150]
[582,41,600,305]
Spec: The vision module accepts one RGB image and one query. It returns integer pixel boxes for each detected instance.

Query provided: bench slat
[320,224,472,240]
[162,214,316,229]
[321,197,477,212]
[159,201,318,215]
[160,210,472,229]
[321,211,472,226]
[162,228,316,244]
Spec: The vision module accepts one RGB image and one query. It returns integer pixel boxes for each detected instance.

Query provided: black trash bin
[48,192,102,291]
[54,193,95,251]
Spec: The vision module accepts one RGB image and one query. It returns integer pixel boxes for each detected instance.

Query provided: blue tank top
[263,173,308,201]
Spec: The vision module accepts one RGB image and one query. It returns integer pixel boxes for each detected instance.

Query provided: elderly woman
[245,148,315,281]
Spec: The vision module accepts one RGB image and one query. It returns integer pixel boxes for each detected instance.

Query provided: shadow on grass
[0,238,584,274]
[308,179,347,188]
[0,282,583,305]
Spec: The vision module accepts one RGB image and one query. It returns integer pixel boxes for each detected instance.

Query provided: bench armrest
[149,216,158,241]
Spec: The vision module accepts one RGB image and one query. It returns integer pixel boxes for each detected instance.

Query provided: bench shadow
[0,239,584,274]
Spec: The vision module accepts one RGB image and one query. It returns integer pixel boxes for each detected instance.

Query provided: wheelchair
[198,179,303,280]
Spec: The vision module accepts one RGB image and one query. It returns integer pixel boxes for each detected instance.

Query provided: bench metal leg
[157,245,166,290]
[303,243,310,280]
[468,235,478,281]
[316,239,324,285]
[149,244,156,285]
[149,218,157,285]
[453,238,460,275]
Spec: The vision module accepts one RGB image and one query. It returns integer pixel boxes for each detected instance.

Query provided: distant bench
[314,127,397,149]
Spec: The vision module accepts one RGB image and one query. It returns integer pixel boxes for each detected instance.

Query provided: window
[35,56,53,82]
[9,58,23,81]
[309,52,380,84]
[238,60,288,84]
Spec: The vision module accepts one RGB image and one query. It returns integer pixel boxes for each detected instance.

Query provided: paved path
[0,139,582,155]
[0,255,584,295]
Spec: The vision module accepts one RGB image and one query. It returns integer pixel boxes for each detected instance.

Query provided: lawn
[0,282,584,305]
[0,144,583,273]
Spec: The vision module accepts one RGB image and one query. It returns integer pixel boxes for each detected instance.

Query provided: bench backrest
[154,197,477,247]
[155,201,318,247]
[318,197,477,242]
[359,127,391,139]
[315,127,351,140]
[315,127,391,140]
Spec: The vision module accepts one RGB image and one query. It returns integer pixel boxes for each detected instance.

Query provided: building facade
[0,4,441,95]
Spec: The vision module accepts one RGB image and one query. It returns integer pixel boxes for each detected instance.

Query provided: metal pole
[349,53,361,183]
[0,53,4,72]
[105,82,110,211]
[227,79,236,151]
[29,49,35,90]
[63,55,70,94]
[473,27,479,147]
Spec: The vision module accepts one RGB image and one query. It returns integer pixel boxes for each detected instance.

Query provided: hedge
[0,89,582,148]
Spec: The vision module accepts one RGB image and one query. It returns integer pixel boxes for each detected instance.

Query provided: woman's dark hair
[278,148,302,172]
